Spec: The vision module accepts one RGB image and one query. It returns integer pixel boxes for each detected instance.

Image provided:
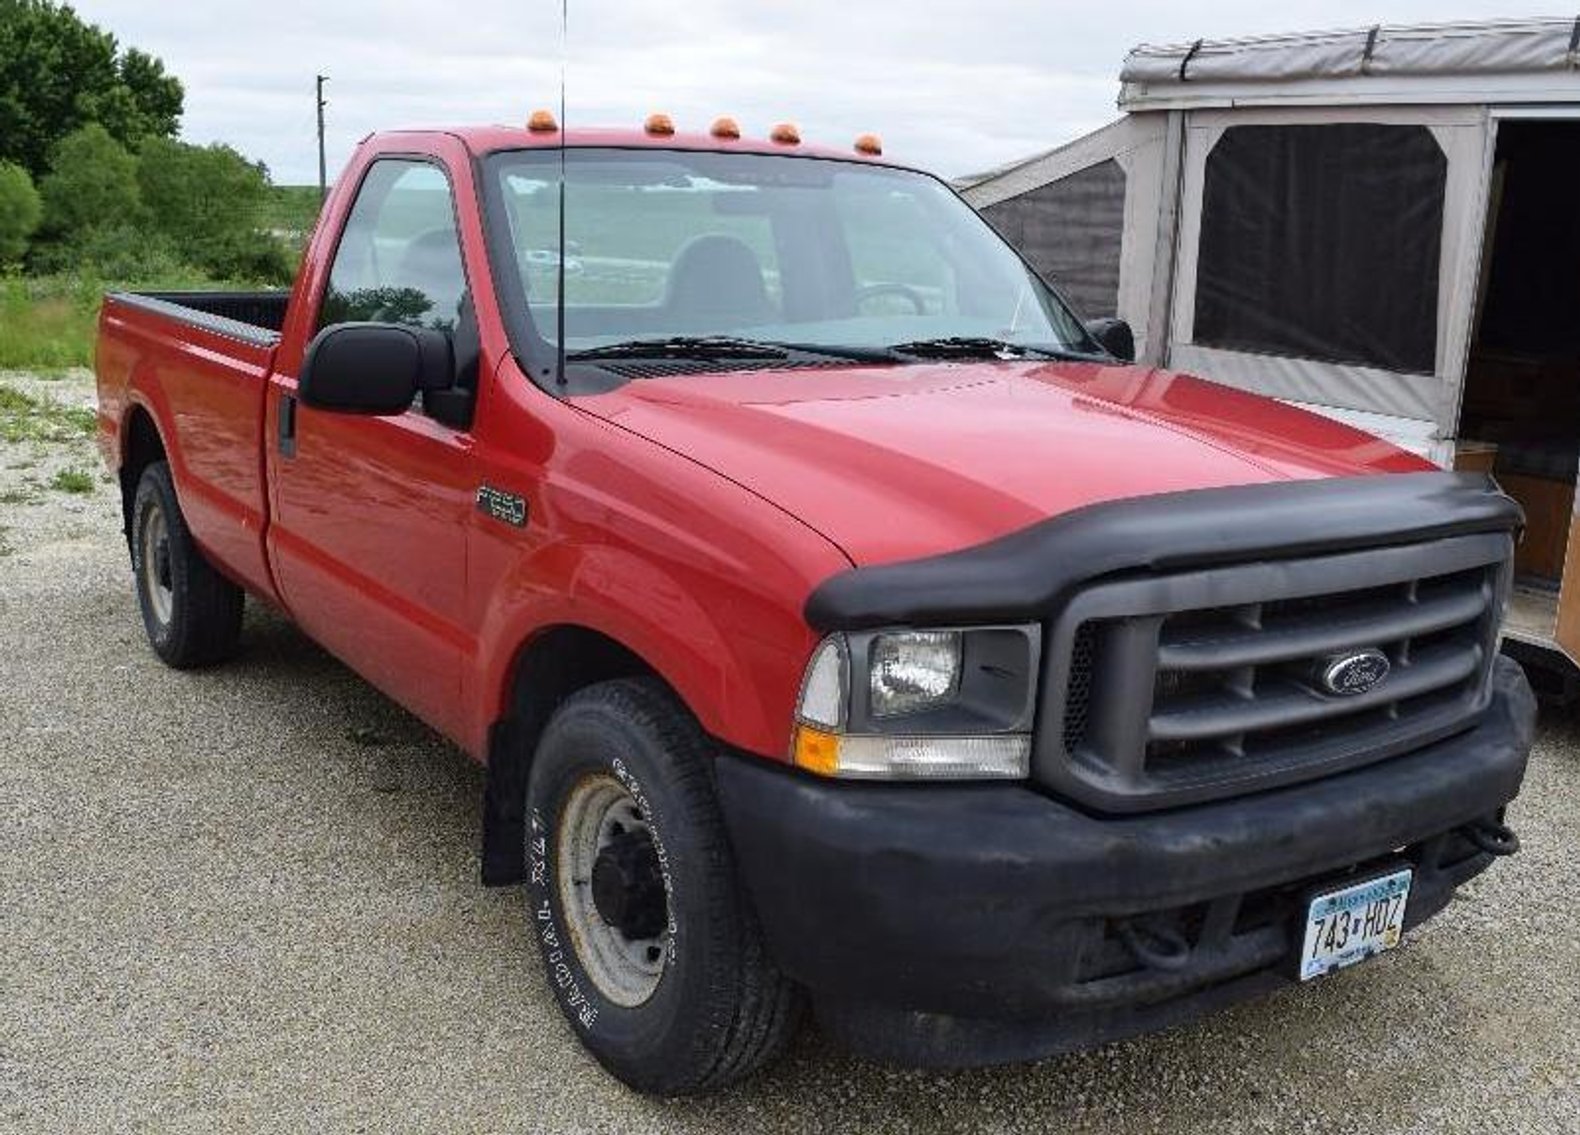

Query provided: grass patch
[0,277,101,371]
[1,264,294,372]
[0,385,97,443]
[49,467,96,494]
[0,486,41,505]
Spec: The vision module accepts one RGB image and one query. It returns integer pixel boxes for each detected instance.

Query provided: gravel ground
[2,368,1577,1134]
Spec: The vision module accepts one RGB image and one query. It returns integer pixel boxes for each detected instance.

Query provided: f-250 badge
[476,485,527,527]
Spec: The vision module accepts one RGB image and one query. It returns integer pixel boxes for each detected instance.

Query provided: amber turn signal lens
[769,121,801,145]
[527,109,559,133]
[854,133,882,156]
[792,724,841,776]
[644,112,675,136]
[710,116,741,140]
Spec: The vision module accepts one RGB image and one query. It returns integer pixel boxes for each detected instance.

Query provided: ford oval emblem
[1319,649,1391,696]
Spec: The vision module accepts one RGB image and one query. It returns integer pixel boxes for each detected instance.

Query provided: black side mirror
[1084,317,1135,363]
[298,322,453,415]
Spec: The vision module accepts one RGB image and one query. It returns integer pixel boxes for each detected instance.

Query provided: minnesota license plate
[1299,868,1412,982]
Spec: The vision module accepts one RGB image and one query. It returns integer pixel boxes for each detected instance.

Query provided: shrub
[37,123,143,242]
[27,223,187,280]
[138,138,294,284]
[0,161,42,264]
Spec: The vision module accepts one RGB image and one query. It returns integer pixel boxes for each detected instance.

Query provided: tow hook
[1116,919,1192,972]
[1460,818,1520,857]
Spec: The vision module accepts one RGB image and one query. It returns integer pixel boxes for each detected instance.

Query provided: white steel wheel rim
[139,502,174,626]
[556,773,668,1008]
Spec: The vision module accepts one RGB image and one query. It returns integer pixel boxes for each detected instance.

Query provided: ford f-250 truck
[95,115,1534,1094]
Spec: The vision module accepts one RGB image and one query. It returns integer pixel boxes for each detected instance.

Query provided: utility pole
[315,74,329,203]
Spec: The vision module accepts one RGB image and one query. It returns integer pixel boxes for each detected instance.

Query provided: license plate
[1298,868,1412,982]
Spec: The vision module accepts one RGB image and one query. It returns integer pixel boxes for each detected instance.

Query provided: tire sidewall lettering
[528,807,600,1031]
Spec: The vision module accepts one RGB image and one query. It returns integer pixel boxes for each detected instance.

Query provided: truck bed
[97,290,290,605]
[108,290,290,343]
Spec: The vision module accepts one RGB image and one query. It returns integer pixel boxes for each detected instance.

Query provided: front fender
[472,536,820,761]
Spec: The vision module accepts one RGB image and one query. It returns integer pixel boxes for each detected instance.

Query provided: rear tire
[524,678,801,1094]
[129,461,243,668]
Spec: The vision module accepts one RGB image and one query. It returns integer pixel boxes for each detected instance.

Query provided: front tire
[524,679,800,1094]
[129,461,244,668]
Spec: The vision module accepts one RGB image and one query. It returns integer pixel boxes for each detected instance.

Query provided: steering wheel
[854,283,928,315]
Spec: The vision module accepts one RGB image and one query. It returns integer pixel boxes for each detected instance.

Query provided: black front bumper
[715,657,1536,1067]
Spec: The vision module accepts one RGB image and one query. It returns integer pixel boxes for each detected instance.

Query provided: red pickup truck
[96,118,1534,1093]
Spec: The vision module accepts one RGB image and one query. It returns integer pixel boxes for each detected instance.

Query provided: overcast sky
[72,1,1580,185]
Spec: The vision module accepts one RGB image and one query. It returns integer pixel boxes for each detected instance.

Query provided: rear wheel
[524,678,801,1094]
[130,461,243,668]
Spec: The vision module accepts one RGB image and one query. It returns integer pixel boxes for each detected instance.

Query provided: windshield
[483,148,1092,364]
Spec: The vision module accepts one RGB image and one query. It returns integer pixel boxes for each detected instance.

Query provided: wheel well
[480,625,663,885]
[505,625,656,752]
[119,407,166,544]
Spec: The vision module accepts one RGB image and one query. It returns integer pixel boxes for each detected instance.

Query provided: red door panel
[267,378,473,740]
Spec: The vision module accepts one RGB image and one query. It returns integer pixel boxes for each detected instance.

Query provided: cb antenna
[554,0,568,386]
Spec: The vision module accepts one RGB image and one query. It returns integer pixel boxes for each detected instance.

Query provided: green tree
[138,138,265,261]
[137,138,292,283]
[0,1,182,178]
[37,122,142,242]
[0,160,42,262]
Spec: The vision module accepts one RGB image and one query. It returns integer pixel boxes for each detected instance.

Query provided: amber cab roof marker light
[710,116,742,140]
[526,108,559,133]
[854,133,883,156]
[644,112,676,136]
[769,122,801,145]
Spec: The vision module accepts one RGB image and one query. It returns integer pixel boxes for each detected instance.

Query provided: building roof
[957,117,1139,206]
[1120,17,1580,109]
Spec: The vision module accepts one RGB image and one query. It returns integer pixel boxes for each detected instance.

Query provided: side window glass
[318,161,468,334]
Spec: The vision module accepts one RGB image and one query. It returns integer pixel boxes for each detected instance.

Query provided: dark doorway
[1461,121,1580,630]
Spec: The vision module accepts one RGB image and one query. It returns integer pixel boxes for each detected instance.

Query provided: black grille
[1063,622,1097,751]
[1040,532,1511,811]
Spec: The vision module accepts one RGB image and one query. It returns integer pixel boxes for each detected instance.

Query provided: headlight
[870,631,960,717]
[791,625,1040,780]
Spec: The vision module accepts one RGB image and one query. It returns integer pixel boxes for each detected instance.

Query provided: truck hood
[579,360,1430,566]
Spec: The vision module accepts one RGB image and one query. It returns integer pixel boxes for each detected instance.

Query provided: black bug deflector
[804,471,1521,631]
[806,471,1524,813]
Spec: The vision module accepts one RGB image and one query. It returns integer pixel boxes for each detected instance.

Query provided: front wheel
[129,461,244,668]
[524,679,801,1094]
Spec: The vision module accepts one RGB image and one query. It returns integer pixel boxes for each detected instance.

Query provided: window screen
[981,159,1125,318]
[1193,124,1445,374]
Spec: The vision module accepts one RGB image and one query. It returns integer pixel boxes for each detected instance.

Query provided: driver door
[267,157,476,740]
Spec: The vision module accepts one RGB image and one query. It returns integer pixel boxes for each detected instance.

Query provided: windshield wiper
[886,336,1089,361]
[771,341,899,363]
[569,334,1090,368]
[568,335,903,366]
[567,335,790,362]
